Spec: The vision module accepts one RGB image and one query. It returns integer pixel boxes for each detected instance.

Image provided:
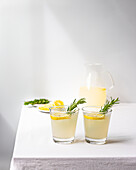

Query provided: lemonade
[51,112,78,140]
[84,113,111,139]
[50,106,78,143]
[82,106,111,144]
[79,86,106,106]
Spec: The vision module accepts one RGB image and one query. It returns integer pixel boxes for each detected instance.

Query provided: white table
[10,104,136,170]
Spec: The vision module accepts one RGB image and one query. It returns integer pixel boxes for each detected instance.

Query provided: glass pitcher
[79,63,114,106]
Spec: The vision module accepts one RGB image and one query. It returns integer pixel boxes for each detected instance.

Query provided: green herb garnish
[67,98,86,114]
[99,97,120,113]
[24,98,50,105]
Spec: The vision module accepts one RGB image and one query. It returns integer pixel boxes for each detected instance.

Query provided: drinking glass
[82,106,111,144]
[50,106,79,144]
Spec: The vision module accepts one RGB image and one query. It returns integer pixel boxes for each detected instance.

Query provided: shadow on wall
[43,0,136,102]
[0,113,14,170]
[45,0,136,60]
[30,0,47,97]
[0,1,49,169]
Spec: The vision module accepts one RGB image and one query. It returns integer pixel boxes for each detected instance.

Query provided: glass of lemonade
[50,106,79,144]
[82,106,111,144]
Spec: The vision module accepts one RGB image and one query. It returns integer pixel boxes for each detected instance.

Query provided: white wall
[0,0,136,169]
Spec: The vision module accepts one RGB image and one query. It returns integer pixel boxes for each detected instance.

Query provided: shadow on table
[74,138,85,144]
[74,136,133,144]
[107,136,133,144]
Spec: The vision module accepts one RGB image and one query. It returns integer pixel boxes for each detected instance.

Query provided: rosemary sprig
[24,98,50,105]
[99,97,120,113]
[67,98,86,114]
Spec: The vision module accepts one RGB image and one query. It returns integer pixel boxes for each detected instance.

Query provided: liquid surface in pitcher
[79,86,106,106]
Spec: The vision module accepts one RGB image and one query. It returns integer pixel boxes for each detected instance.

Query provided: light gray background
[0,0,136,169]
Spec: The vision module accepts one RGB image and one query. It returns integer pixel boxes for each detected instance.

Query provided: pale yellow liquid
[51,113,78,139]
[84,114,111,139]
[79,86,106,106]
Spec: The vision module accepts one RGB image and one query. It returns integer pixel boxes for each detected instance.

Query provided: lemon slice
[39,103,55,111]
[54,100,64,106]
[50,113,70,120]
[101,87,106,91]
[84,113,105,120]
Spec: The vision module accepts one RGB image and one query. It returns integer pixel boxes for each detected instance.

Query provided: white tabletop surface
[10,103,136,169]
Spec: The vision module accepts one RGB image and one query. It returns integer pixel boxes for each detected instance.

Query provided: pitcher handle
[107,71,114,90]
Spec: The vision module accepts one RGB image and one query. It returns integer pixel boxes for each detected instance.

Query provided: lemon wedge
[84,113,105,120]
[39,103,55,111]
[101,87,106,91]
[54,100,64,106]
[50,113,70,120]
